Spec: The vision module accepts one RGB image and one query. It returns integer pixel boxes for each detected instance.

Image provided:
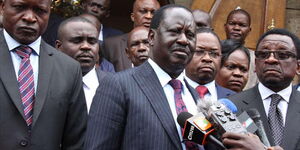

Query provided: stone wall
[286,0,300,37]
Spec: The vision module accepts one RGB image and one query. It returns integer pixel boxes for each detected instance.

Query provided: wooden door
[190,0,286,49]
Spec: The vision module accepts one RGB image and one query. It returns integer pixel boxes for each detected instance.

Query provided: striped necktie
[15,45,35,128]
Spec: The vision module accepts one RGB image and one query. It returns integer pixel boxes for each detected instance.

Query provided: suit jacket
[102,33,132,72]
[99,58,115,73]
[102,26,123,40]
[85,62,200,150]
[216,84,236,99]
[0,30,87,150]
[229,85,300,150]
[42,13,64,47]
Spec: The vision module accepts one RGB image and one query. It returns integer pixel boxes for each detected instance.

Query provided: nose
[177,33,189,46]
[201,52,213,63]
[232,24,241,31]
[137,43,147,52]
[265,52,279,64]
[80,41,92,51]
[22,10,37,23]
[145,11,152,19]
[232,69,243,77]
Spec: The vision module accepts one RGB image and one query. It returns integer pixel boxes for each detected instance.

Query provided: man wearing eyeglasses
[229,28,300,150]
[185,28,235,102]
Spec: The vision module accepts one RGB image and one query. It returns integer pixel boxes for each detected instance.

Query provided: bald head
[192,9,211,29]
[80,13,101,32]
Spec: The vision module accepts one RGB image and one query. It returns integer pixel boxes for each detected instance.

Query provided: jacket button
[20,140,28,147]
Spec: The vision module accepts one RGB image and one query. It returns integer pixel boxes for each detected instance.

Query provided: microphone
[198,98,248,136]
[246,108,271,147]
[177,112,226,149]
[218,98,238,114]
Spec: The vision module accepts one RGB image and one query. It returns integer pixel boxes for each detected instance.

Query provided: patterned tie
[169,79,203,150]
[15,45,35,128]
[196,85,208,99]
[268,94,284,146]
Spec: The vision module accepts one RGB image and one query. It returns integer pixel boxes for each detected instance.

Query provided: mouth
[264,68,281,74]
[18,26,37,34]
[138,55,149,60]
[143,22,150,27]
[230,32,241,38]
[229,80,243,87]
[172,48,189,58]
[199,66,213,72]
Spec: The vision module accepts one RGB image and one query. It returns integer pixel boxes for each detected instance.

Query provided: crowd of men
[0,0,299,150]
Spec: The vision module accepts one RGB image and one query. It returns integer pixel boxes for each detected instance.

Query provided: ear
[130,12,135,22]
[105,10,110,18]
[125,48,130,58]
[55,40,62,50]
[148,29,155,47]
[296,59,300,75]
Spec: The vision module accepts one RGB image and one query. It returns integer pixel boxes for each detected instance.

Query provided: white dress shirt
[83,67,99,113]
[98,24,103,41]
[185,77,218,102]
[148,59,197,150]
[297,85,300,91]
[4,29,40,93]
[258,82,291,125]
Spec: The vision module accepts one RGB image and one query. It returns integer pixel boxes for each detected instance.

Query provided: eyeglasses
[193,50,220,58]
[255,50,297,60]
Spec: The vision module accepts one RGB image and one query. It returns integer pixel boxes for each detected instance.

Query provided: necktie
[268,94,284,146]
[169,79,202,150]
[15,45,35,128]
[196,85,208,99]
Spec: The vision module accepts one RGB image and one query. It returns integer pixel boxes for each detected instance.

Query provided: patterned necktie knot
[196,85,208,99]
[169,79,182,90]
[15,45,32,59]
[270,94,282,106]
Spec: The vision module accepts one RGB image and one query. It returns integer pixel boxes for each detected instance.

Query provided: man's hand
[222,132,265,150]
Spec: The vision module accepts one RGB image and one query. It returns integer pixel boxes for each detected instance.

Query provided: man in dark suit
[56,16,109,112]
[81,0,123,41]
[0,0,87,149]
[102,0,160,72]
[42,12,64,47]
[125,26,150,67]
[85,4,202,149]
[185,28,235,100]
[229,28,300,150]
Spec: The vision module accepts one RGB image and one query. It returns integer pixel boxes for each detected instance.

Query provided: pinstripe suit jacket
[85,61,200,150]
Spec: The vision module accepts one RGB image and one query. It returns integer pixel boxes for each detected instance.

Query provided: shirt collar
[83,67,98,89]
[258,82,292,103]
[4,29,41,55]
[148,58,187,93]
[184,76,216,94]
[99,24,103,41]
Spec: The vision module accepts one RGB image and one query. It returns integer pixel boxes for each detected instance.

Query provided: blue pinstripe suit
[85,61,201,150]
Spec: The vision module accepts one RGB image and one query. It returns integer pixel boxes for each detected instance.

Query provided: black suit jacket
[0,30,87,150]
[85,62,200,150]
[102,33,132,72]
[229,85,300,150]
[102,26,123,40]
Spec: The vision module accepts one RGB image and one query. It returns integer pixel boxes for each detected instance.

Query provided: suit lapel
[133,62,182,150]
[32,41,54,126]
[0,30,26,120]
[241,86,275,145]
[281,89,300,150]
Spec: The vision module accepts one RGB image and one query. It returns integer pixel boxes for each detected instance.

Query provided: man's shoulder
[102,26,124,38]
[215,83,236,98]
[104,33,128,44]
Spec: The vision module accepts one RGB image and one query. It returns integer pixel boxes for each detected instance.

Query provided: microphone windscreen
[218,98,238,113]
[177,112,193,128]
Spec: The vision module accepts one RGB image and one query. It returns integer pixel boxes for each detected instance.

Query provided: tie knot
[196,85,208,98]
[15,45,32,59]
[168,79,182,90]
[270,94,282,106]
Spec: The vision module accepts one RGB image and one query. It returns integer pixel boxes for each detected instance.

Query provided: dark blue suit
[102,26,123,41]
[85,62,200,150]
[215,84,236,99]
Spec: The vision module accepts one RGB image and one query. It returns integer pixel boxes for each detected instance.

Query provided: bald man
[125,26,150,67]
[192,9,212,29]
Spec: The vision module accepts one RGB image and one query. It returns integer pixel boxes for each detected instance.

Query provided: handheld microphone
[198,98,248,137]
[218,98,238,114]
[247,108,271,147]
[177,112,226,149]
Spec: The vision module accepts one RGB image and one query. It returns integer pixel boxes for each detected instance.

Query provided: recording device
[237,111,258,133]
[198,98,248,137]
[177,112,226,149]
[247,108,271,147]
